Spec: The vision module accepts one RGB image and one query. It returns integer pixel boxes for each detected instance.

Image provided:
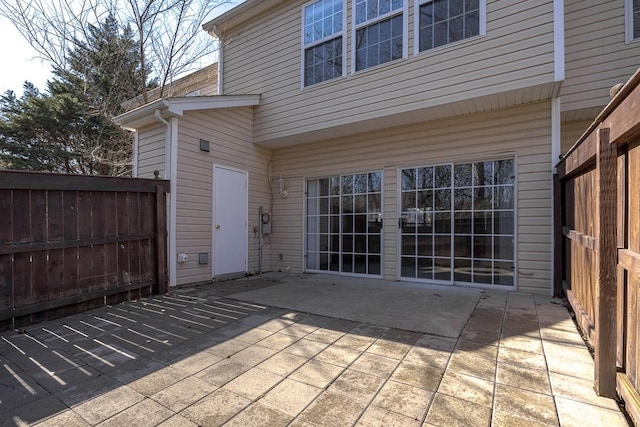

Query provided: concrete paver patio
[0,273,630,426]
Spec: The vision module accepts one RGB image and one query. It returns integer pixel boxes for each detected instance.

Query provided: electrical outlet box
[198,253,209,265]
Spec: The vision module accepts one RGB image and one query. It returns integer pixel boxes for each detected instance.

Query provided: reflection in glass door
[400,159,515,287]
[306,172,382,276]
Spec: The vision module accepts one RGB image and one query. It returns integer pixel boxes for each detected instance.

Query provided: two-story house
[114,0,640,295]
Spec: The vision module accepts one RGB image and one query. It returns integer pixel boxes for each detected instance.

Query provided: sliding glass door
[306,172,382,276]
[400,159,515,287]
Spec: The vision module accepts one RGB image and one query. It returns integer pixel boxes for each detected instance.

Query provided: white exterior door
[213,165,248,277]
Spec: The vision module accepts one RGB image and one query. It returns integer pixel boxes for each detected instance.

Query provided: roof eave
[203,0,285,34]
[113,95,261,131]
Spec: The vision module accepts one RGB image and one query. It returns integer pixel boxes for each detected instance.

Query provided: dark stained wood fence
[555,67,640,424]
[0,171,169,331]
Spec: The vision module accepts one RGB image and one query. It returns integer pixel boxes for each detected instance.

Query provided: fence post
[155,185,168,294]
[595,127,617,397]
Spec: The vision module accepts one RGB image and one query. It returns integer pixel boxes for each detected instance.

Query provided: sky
[0,15,52,95]
[0,1,246,97]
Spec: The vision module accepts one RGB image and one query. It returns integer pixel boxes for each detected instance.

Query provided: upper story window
[625,0,640,43]
[353,0,407,72]
[302,0,345,86]
[416,0,485,53]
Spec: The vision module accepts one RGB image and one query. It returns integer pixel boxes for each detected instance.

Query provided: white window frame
[351,0,408,73]
[413,0,486,57]
[301,0,347,88]
[625,0,640,43]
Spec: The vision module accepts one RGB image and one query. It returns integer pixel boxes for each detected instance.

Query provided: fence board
[0,171,169,330]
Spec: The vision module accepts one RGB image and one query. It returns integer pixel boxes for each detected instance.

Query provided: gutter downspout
[211,25,224,95]
[550,0,565,297]
[155,109,177,288]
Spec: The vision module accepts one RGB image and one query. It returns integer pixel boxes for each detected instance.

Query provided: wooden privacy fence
[0,171,169,331]
[555,68,640,424]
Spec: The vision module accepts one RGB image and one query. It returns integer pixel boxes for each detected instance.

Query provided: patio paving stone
[372,380,434,421]
[355,406,422,427]
[288,359,345,388]
[327,369,385,403]
[223,402,293,427]
[279,323,319,338]
[447,352,497,381]
[297,391,368,427]
[32,409,90,427]
[222,367,284,400]
[167,350,223,374]
[259,378,323,417]
[555,396,629,427]
[282,338,330,358]
[453,339,498,361]
[403,346,451,369]
[366,338,411,360]
[314,344,362,367]
[350,352,400,379]
[499,335,544,353]
[425,393,492,427]
[390,361,444,391]
[257,332,301,351]
[334,333,377,351]
[180,388,251,426]
[203,338,251,358]
[437,371,494,407]
[155,414,199,427]
[493,383,558,426]
[496,363,551,395]
[257,351,309,376]
[150,376,217,412]
[497,345,547,370]
[548,372,621,410]
[72,385,145,425]
[94,398,174,427]
[304,328,347,344]
[127,365,191,396]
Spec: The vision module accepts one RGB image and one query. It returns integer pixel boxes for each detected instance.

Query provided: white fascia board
[203,0,284,33]
[165,95,261,116]
[113,95,260,130]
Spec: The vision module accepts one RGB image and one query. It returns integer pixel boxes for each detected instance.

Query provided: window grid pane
[419,0,480,53]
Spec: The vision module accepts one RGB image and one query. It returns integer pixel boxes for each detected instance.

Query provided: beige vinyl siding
[561,120,592,155]
[174,107,272,285]
[222,0,555,144]
[270,102,552,294]
[136,124,166,179]
[562,0,640,115]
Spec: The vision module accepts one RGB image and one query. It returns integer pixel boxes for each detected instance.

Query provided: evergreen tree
[0,15,150,176]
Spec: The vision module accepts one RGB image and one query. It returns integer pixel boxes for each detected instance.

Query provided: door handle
[216,224,221,229]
